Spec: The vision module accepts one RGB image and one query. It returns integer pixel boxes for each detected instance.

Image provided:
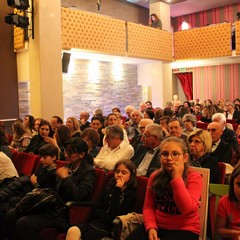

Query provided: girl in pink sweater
[126,137,203,240]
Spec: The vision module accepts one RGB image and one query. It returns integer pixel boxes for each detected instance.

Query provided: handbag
[16,188,65,215]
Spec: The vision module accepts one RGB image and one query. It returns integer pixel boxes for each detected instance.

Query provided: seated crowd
[0,97,239,240]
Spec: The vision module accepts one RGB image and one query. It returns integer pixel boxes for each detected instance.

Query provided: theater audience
[148,13,162,29]
[207,122,233,165]
[0,128,13,159]
[81,128,100,159]
[159,116,171,138]
[10,121,32,152]
[131,124,163,177]
[182,114,198,136]
[168,118,187,141]
[94,124,134,171]
[125,110,142,141]
[25,120,54,155]
[212,113,239,152]
[225,101,240,120]
[6,138,96,240]
[130,118,154,151]
[23,115,35,135]
[45,125,72,160]
[188,129,218,183]
[50,116,63,133]
[79,112,90,131]
[126,137,202,240]
[66,116,81,138]
[90,116,104,147]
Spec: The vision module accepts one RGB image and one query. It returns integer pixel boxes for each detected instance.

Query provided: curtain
[176,72,193,100]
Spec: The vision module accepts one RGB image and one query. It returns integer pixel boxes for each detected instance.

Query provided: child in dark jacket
[66,159,137,240]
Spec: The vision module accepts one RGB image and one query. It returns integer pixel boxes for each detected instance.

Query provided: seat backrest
[89,167,106,202]
[189,166,210,240]
[132,176,149,213]
[12,152,40,176]
[209,183,229,240]
[217,162,226,184]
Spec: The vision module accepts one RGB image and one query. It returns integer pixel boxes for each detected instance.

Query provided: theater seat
[12,152,40,176]
[39,167,106,240]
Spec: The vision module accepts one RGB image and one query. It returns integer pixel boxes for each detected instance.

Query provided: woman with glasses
[188,129,218,183]
[126,137,202,240]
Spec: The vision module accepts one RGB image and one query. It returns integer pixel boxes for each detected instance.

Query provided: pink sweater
[143,170,202,235]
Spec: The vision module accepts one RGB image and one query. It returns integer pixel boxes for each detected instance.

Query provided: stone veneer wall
[63,59,147,119]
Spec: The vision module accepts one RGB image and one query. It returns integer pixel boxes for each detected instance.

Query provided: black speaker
[62,52,71,73]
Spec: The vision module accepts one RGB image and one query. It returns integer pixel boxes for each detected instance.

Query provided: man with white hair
[131,124,163,177]
[212,113,238,152]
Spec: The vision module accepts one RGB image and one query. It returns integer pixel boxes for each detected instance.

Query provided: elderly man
[94,124,134,171]
[207,122,233,164]
[124,105,135,122]
[131,124,163,177]
[131,118,154,151]
[168,119,187,140]
[79,111,90,131]
[125,110,142,140]
[212,113,238,152]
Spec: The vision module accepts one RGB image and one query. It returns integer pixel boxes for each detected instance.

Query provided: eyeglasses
[188,139,203,144]
[160,151,183,160]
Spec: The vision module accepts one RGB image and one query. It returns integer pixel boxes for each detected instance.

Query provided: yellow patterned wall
[14,9,25,51]
[127,22,173,61]
[61,8,126,56]
[174,23,232,60]
[235,21,240,55]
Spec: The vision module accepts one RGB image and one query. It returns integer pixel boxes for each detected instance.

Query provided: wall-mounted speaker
[62,52,71,73]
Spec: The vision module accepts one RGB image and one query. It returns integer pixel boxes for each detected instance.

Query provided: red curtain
[176,72,193,100]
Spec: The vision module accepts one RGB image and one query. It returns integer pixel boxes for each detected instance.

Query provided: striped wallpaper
[172,3,240,32]
[193,64,239,103]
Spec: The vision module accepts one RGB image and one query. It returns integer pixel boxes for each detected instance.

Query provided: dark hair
[25,115,35,132]
[114,159,137,191]
[39,143,58,159]
[152,137,189,196]
[145,108,155,120]
[91,116,104,125]
[163,107,174,118]
[183,101,191,108]
[0,128,9,146]
[81,128,100,146]
[52,116,63,124]
[65,138,88,155]
[65,138,93,165]
[56,125,71,147]
[229,165,240,202]
[39,120,54,138]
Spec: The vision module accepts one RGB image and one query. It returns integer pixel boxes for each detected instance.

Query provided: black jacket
[56,158,96,203]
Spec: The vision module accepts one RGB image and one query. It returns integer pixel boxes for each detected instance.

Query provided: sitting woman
[182,114,198,136]
[126,137,202,240]
[10,121,32,152]
[66,117,81,138]
[6,138,96,240]
[23,115,35,135]
[44,125,72,160]
[81,128,100,158]
[66,159,137,240]
[188,129,219,183]
[25,120,54,155]
[216,165,240,239]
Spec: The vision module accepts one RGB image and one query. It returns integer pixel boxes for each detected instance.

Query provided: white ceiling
[128,0,240,17]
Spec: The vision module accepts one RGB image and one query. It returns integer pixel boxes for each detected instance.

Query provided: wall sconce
[5,0,34,39]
